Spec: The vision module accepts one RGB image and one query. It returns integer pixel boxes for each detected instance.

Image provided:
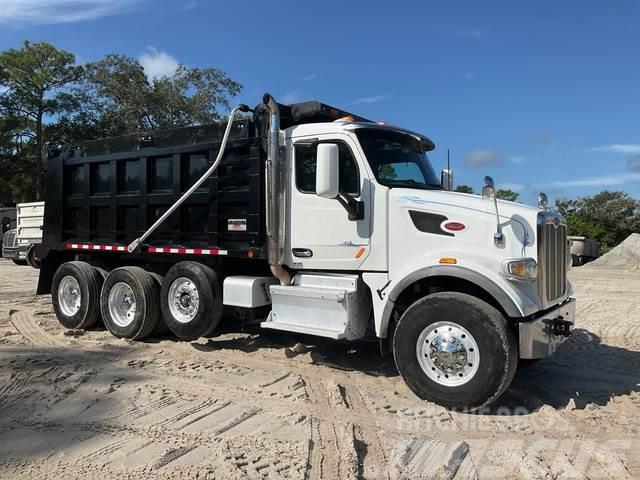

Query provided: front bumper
[518,298,575,359]
[2,245,26,261]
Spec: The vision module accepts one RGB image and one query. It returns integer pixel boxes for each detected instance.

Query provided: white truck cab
[260,105,574,409]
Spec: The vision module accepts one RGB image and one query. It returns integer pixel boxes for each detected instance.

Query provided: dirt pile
[586,233,640,270]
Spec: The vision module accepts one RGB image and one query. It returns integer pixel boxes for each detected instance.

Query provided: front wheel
[393,292,518,411]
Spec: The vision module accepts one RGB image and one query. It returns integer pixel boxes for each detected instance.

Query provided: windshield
[355,129,441,190]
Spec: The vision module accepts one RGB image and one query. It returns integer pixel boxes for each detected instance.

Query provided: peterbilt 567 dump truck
[36,94,575,410]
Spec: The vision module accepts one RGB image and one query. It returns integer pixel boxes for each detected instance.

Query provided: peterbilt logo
[552,217,561,228]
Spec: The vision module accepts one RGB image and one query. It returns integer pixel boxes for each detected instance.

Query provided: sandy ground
[0,259,638,479]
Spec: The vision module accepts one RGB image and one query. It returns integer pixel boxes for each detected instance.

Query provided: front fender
[376,255,541,337]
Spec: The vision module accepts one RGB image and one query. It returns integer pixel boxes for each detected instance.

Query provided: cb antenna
[447,149,452,190]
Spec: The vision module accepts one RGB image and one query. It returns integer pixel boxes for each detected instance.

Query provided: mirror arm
[335,191,364,221]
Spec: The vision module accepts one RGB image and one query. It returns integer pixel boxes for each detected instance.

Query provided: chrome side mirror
[441,169,453,191]
[482,176,495,199]
[482,176,504,245]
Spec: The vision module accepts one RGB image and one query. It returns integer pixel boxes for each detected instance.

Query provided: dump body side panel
[38,119,268,294]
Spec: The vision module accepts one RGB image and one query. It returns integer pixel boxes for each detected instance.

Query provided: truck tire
[148,272,170,337]
[571,254,583,267]
[52,261,104,329]
[393,292,518,411]
[26,245,41,269]
[100,266,160,340]
[160,261,223,341]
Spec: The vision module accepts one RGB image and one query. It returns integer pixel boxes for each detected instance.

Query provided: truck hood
[389,188,541,257]
[391,189,540,221]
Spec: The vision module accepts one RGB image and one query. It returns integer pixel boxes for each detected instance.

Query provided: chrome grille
[3,230,17,249]
[538,213,568,306]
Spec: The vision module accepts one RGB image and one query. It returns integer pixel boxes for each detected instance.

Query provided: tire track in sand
[9,309,65,347]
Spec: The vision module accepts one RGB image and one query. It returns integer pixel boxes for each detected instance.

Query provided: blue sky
[1,0,639,205]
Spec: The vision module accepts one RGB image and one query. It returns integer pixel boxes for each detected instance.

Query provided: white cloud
[499,183,525,192]
[282,91,304,104]
[529,129,556,145]
[509,155,526,164]
[587,144,640,155]
[183,0,198,10]
[301,74,317,81]
[464,149,505,167]
[0,0,143,25]
[138,47,179,80]
[353,95,389,105]
[546,173,640,188]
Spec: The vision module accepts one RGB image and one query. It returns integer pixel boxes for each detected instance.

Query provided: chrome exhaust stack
[263,93,291,285]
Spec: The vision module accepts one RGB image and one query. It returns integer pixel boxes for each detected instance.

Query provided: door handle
[292,248,313,258]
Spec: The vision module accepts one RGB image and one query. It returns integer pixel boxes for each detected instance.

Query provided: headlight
[503,258,538,281]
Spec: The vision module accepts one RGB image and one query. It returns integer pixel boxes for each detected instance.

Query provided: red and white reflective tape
[147,247,227,256]
[65,243,227,256]
[66,243,127,252]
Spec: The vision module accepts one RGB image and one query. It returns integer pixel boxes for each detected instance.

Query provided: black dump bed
[42,118,266,258]
[36,98,370,294]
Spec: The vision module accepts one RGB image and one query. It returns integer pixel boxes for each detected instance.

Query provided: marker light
[443,222,466,232]
[439,257,457,264]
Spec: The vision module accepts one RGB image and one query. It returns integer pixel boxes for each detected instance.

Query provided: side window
[295,142,360,196]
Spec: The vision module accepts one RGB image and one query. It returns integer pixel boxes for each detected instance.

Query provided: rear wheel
[160,261,223,341]
[101,267,160,340]
[52,261,104,329]
[393,292,518,411]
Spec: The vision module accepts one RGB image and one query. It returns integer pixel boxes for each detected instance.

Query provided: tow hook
[544,316,573,337]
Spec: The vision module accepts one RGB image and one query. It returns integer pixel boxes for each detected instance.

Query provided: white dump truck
[37,95,575,410]
[568,236,600,266]
[2,201,44,267]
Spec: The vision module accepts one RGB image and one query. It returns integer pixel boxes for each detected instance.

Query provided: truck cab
[37,94,575,410]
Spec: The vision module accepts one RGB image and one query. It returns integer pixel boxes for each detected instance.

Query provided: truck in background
[568,236,600,266]
[2,202,44,267]
[35,94,575,411]
[1,206,16,235]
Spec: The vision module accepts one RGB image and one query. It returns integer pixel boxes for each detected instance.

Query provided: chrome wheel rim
[58,276,81,317]
[108,282,137,327]
[168,277,200,323]
[416,321,480,387]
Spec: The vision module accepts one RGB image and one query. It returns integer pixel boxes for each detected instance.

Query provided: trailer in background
[568,236,600,266]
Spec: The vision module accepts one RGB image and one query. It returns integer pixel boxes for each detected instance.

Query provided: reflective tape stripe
[65,244,227,255]
[66,243,126,252]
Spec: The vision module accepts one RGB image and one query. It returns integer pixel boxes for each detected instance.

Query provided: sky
[1,0,639,205]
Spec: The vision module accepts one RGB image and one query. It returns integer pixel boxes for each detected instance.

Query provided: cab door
[289,134,371,270]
